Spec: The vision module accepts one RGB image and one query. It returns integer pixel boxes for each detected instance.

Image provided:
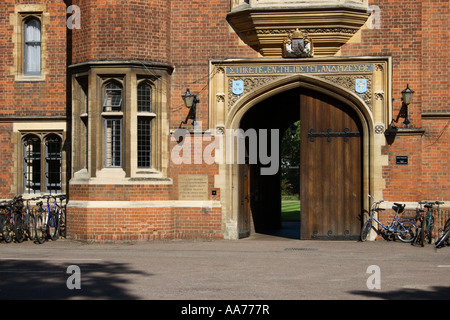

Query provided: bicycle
[53,194,67,238]
[435,218,450,249]
[414,201,444,246]
[0,200,13,243]
[22,197,40,241]
[45,194,67,240]
[12,195,27,243]
[413,202,427,247]
[361,195,418,243]
[0,196,26,243]
[35,195,62,243]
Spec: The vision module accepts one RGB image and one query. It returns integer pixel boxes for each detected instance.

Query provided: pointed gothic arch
[222,74,375,239]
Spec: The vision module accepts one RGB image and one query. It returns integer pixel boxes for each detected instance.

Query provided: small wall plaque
[395,155,409,165]
[178,174,209,200]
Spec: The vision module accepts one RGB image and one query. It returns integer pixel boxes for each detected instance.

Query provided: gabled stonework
[227,0,370,57]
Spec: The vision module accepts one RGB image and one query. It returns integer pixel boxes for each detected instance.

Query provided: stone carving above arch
[227,0,370,57]
[227,76,279,110]
[210,57,392,132]
[317,74,373,110]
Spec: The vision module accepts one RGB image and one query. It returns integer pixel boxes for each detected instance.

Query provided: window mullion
[137,82,153,169]
[105,118,122,168]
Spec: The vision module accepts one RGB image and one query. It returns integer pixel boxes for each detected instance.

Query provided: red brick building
[0,0,448,241]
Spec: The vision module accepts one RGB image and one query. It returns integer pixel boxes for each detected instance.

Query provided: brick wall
[65,0,250,241]
[0,0,67,118]
[0,123,15,198]
[169,134,220,200]
[420,0,449,114]
[341,0,424,126]
[342,0,449,203]
[0,0,67,199]
[420,119,449,200]
[2,0,446,241]
[69,184,173,201]
[169,0,257,129]
[71,0,170,64]
[67,206,223,242]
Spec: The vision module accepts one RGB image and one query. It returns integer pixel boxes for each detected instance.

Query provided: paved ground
[1,233,449,302]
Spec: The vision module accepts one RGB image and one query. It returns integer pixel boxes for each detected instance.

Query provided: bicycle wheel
[47,211,59,241]
[35,212,46,244]
[360,219,372,242]
[27,213,36,240]
[1,214,13,243]
[417,218,426,247]
[59,208,66,238]
[13,214,25,243]
[436,219,450,248]
[435,225,450,248]
[396,220,417,243]
[444,219,450,246]
[426,215,434,244]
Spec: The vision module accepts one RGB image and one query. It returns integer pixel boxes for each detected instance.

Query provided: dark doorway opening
[238,86,363,240]
[240,88,300,239]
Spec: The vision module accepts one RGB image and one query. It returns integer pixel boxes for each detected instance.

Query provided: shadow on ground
[0,259,152,299]
[262,221,300,239]
[349,286,450,300]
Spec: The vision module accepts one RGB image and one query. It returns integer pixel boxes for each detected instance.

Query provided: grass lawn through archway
[281,201,300,221]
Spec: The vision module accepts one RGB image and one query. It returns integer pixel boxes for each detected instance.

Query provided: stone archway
[209,58,391,240]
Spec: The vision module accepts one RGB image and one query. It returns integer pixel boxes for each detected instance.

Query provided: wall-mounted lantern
[181,88,199,127]
[401,84,414,125]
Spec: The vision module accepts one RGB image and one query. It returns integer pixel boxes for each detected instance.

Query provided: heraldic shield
[355,79,367,94]
[232,80,244,95]
[283,28,314,58]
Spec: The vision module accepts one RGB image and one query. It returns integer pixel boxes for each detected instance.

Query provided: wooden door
[300,90,362,240]
[238,163,251,238]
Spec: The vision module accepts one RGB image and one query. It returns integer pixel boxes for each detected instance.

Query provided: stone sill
[421,112,450,119]
[385,126,425,136]
[70,168,173,185]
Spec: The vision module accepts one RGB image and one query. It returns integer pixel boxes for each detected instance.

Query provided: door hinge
[308,128,360,142]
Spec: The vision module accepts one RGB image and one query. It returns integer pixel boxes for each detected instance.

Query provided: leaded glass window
[24,18,41,75]
[103,82,122,112]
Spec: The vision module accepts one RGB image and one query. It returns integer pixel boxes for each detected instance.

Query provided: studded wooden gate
[300,89,362,240]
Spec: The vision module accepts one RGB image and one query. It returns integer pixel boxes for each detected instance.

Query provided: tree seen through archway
[281,120,300,222]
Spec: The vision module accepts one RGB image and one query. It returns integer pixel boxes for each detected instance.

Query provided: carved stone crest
[355,79,368,94]
[232,80,244,95]
[282,29,314,58]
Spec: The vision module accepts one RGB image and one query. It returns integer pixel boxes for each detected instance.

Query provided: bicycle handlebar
[368,194,385,205]
[420,200,444,205]
[3,194,66,227]
[418,201,445,212]
[41,194,66,200]
[1,194,67,208]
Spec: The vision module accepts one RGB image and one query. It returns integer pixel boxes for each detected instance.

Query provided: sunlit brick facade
[0,0,448,241]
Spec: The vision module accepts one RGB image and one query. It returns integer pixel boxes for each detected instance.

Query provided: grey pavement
[1,233,449,301]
